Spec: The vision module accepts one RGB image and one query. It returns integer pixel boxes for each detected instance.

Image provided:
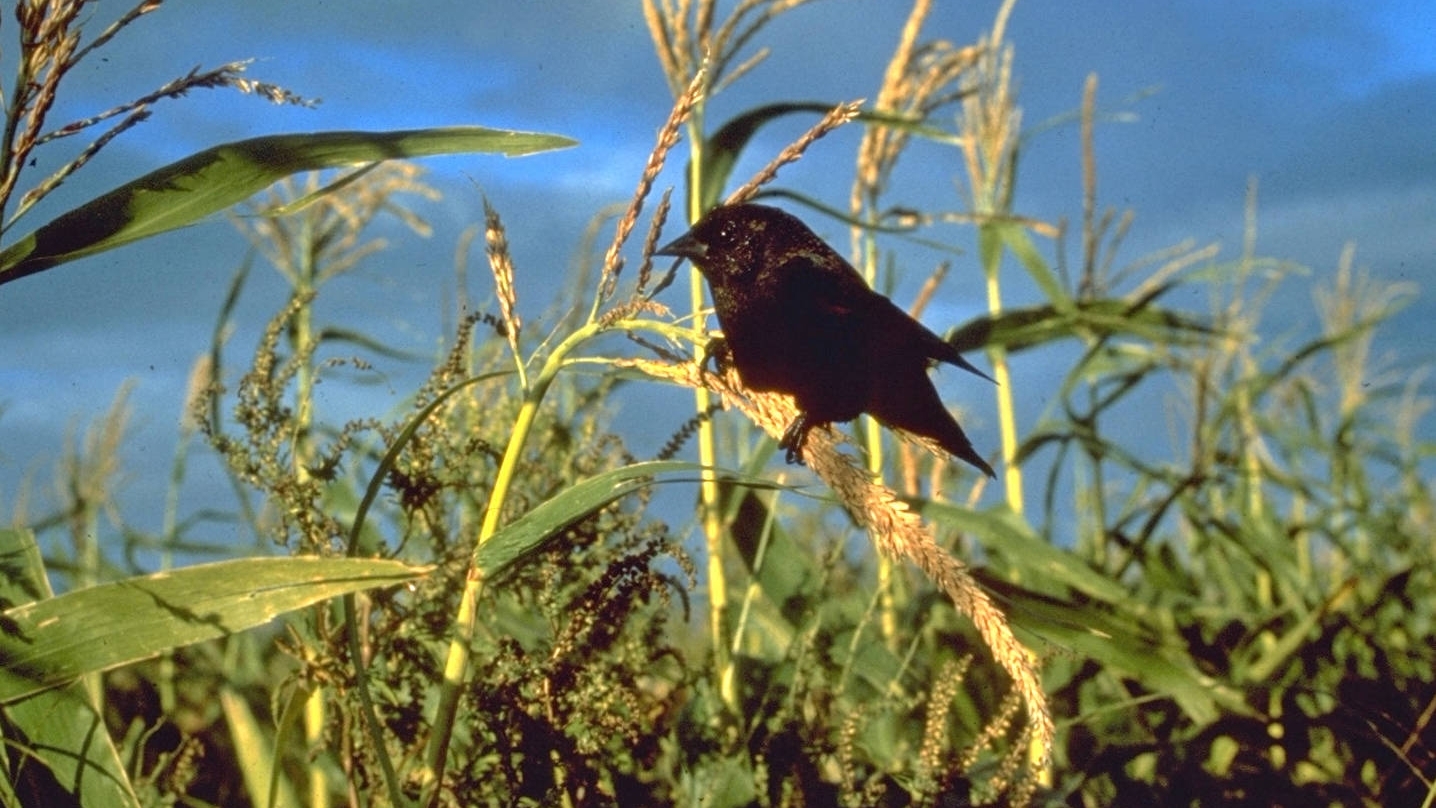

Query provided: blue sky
[1,1,1432,555]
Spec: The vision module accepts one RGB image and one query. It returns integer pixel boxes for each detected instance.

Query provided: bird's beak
[654,232,707,262]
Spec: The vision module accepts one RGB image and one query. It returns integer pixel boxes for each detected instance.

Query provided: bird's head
[655,203,811,285]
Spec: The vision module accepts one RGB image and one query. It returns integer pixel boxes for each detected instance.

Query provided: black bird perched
[656,202,996,478]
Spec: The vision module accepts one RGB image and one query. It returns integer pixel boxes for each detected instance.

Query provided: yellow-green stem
[1081,381,1111,569]
[158,398,197,714]
[869,415,898,646]
[292,229,330,808]
[984,261,1024,515]
[304,691,327,808]
[691,281,727,684]
[684,108,735,710]
[857,226,898,647]
[980,225,1049,785]
[696,382,731,704]
[422,318,611,802]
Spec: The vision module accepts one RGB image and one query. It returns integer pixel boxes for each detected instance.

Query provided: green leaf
[0,527,48,608]
[2,680,144,807]
[979,219,1072,311]
[701,103,830,214]
[720,477,810,630]
[698,102,933,215]
[0,125,577,285]
[0,528,141,807]
[475,460,781,578]
[222,686,301,808]
[0,555,430,703]
[947,298,1216,355]
[714,462,834,665]
[907,508,1241,724]
[915,501,1131,605]
[472,461,679,576]
[975,574,1234,724]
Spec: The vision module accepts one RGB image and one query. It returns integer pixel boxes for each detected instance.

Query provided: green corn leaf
[915,501,1131,604]
[0,125,576,285]
[0,553,430,703]
[948,298,1216,355]
[698,102,932,215]
[0,529,141,807]
[474,460,782,579]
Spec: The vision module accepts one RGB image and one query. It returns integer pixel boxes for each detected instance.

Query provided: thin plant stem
[1076,73,1108,566]
[287,202,331,808]
[686,110,736,711]
[981,245,1024,515]
[421,312,676,802]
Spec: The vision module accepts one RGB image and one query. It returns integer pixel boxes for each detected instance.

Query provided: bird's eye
[716,223,739,247]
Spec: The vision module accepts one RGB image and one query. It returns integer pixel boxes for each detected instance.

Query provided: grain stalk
[644,0,819,713]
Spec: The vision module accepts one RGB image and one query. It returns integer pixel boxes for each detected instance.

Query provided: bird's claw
[779,414,811,466]
[701,336,732,376]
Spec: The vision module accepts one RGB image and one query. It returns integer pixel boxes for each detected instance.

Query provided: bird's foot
[701,336,732,376]
[778,414,813,466]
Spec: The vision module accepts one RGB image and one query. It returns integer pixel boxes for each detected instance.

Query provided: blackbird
[656,202,995,477]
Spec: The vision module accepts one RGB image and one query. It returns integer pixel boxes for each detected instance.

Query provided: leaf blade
[0,125,577,284]
[0,555,430,703]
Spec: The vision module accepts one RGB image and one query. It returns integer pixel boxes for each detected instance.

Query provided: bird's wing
[771,252,995,383]
[751,254,876,417]
[835,280,996,384]
[912,313,996,383]
[775,252,882,320]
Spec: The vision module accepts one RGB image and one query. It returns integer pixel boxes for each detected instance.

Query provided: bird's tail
[932,336,996,384]
[936,421,996,479]
[947,350,997,384]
